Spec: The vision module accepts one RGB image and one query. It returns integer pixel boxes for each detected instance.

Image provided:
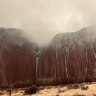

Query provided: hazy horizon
[0,0,96,46]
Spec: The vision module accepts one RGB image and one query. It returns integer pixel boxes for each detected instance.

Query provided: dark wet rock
[0,27,96,86]
[38,27,96,84]
[0,28,37,86]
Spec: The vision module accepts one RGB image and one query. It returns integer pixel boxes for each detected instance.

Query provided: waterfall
[85,50,88,75]
[91,42,96,78]
[65,48,69,78]
[36,56,39,78]
[0,47,7,86]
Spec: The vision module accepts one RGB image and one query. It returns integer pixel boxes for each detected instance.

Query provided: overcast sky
[0,0,96,46]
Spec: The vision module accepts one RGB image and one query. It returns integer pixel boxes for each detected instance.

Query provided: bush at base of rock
[67,84,80,89]
[11,80,33,88]
[81,85,89,90]
[0,86,9,90]
[24,85,38,95]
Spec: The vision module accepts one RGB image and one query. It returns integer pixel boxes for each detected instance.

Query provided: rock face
[38,27,96,83]
[0,27,96,86]
[0,28,36,86]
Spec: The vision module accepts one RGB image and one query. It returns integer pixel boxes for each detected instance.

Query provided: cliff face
[38,27,96,83]
[0,28,36,86]
[0,27,96,86]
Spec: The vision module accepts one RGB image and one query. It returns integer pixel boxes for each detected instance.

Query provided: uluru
[0,27,96,87]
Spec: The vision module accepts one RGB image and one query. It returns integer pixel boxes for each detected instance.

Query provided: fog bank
[0,0,96,46]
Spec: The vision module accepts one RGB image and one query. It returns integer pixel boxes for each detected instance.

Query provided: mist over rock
[38,27,96,83]
[0,28,37,86]
[0,27,96,86]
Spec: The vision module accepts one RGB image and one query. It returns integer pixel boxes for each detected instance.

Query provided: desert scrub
[24,85,38,95]
[11,80,33,88]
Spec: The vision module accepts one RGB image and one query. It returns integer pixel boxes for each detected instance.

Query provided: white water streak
[36,55,39,78]
[0,47,7,85]
[65,48,69,78]
[85,50,88,74]
[91,42,96,59]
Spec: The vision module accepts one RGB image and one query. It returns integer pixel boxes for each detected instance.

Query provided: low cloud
[0,0,96,46]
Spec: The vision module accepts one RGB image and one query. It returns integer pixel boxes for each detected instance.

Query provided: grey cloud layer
[0,0,96,45]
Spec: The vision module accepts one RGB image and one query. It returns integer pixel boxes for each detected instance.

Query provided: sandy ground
[1,83,96,96]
